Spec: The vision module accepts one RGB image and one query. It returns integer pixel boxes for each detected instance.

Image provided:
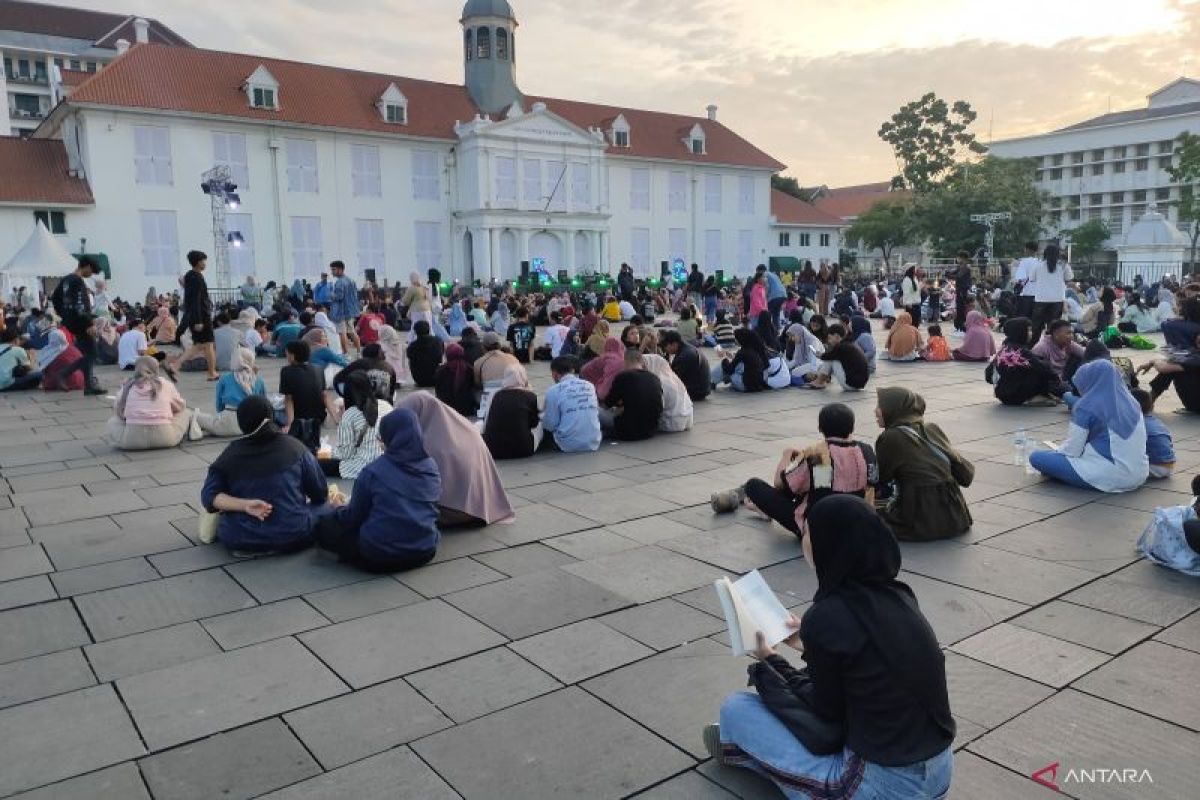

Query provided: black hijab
[209,395,310,477]
[1002,316,1031,347]
[754,310,782,353]
[802,495,954,739]
[734,327,768,360]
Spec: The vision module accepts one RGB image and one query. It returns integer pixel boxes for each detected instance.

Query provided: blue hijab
[447,304,468,336]
[1072,360,1142,439]
[376,408,441,500]
[850,315,871,339]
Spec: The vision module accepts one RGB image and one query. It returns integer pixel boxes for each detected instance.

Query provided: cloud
[41,0,1200,185]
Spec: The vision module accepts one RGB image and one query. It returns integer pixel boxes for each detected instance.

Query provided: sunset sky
[50,0,1200,186]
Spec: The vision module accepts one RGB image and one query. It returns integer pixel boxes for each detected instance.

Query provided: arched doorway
[499,230,517,280]
[573,231,590,273]
[462,231,475,284]
[529,231,563,274]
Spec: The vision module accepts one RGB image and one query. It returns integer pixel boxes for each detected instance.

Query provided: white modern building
[0,0,189,137]
[989,78,1200,240]
[4,0,785,299]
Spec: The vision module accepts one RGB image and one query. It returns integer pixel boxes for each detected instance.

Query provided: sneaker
[702,724,726,765]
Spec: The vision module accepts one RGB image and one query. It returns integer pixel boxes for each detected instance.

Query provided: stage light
[225,193,240,209]
[227,231,244,247]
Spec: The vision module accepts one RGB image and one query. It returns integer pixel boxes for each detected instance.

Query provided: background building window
[704,174,722,213]
[798,233,811,247]
[464,29,473,61]
[226,213,256,277]
[355,219,385,275]
[1091,164,1104,176]
[779,232,790,247]
[1159,156,1173,169]
[350,144,382,198]
[630,227,650,271]
[476,27,491,59]
[290,216,323,276]
[1136,143,1150,157]
[668,171,687,212]
[820,233,831,247]
[251,87,275,109]
[414,221,441,270]
[738,176,755,214]
[285,138,319,193]
[496,28,509,60]
[1113,162,1126,174]
[495,156,517,205]
[411,151,440,201]
[614,130,630,148]
[629,168,650,211]
[212,131,249,189]
[139,210,179,276]
[133,125,172,185]
[33,210,66,234]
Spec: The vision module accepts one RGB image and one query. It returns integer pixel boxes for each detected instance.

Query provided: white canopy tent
[1,220,75,302]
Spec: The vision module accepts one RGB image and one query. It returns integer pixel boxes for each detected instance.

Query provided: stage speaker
[363,268,376,285]
[715,269,725,284]
[660,261,670,278]
[557,269,569,285]
[520,261,530,281]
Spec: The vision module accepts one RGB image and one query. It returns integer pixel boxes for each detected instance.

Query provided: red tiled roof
[0,137,94,205]
[814,181,909,220]
[770,189,844,226]
[65,44,784,170]
[59,68,90,88]
[0,1,190,47]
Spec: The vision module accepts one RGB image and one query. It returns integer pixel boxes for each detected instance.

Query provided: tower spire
[461,0,522,116]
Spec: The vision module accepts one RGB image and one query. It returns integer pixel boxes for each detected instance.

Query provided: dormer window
[691,138,705,155]
[376,83,408,125]
[243,65,279,110]
[611,113,631,148]
[685,123,706,155]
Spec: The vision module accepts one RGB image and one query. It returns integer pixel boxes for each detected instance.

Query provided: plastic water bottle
[1013,429,1027,467]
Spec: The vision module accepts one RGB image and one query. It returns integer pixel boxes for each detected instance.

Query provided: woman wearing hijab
[490,301,511,338]
[985,317,1063,406]
[643,353,694,432]
[377,325,411,386]
[884,311,922,361]
[200,395,329,555]
[713,328,769,392]
[709,496,954,799]
[147,305,177,347]
[952,310,996,362]
[581,337,627,404]
[314,408,441,572]
[1029,360,1149,493]
[199,347,268,436]
[754,310,782,354]
[402,272,433,342]
[107,356,198,450]
[582,319,611,362]
[481,365,542,459]
[39,328,85,392]
[313,311,343,355]
[875,387,973,541]
[398,393,515,527]
[447,301,469,337]
[434,342,478,418]
[325,371,392,479]
[785,310,825,381]
[850,316,876,374]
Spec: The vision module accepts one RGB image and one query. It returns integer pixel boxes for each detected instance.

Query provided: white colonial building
[766,188,843,271]
[990,78,1200,240]
[2,0,785,299]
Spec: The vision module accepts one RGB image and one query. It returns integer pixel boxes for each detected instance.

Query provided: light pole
[200,165,241,289]
[969,211,1012,264]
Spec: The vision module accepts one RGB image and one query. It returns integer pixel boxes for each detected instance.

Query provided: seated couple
[199,395,514,568]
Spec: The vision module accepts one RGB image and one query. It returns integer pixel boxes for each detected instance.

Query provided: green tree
[1168,131,1200,270]
[845,201,915,270]
[911,156,1047,257]
[1061,218,1111,267]
[771,175,820,201]
[878,93,988,194]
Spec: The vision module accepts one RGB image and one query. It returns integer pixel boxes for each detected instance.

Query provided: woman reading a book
[706,495,955,799]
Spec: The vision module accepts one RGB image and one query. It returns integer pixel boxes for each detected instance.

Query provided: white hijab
[642,354,694,433]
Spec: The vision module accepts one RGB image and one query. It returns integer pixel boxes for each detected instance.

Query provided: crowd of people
[6,243,1200,800]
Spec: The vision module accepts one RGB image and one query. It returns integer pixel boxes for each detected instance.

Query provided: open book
[714,570,794,657]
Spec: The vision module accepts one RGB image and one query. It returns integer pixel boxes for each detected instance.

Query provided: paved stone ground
[2,326,1199,799]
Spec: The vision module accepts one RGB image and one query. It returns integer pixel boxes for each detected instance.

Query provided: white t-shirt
[618,301,637,320]
[1029,259,1073,303]
[544,324,570,358]
[1014,257,1041,297]
[117,329,147,369]
[244,328,263,350]
[878,296,896,318]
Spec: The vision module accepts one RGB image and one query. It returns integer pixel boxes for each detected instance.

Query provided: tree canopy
[910,156,1047,258]
[1061,218,1111,267]
[771,175,820,201]
[1168,132,1200,267]
[845,200,915,269]
[879,93,988,194]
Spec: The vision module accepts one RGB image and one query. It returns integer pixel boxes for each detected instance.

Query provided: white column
[488,227,500,283]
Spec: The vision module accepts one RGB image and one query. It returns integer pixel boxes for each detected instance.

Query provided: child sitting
[802,323,870,391]
[712,403,879,537]
[1133,388,1175,478]
[923,324,952,362]
[711,310,736,349]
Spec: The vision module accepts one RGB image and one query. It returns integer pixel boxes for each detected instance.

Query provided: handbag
[747,660,844,755]
[897,425,974,488]
[197,509,220,544]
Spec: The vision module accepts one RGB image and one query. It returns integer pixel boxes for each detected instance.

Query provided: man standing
[49,255,105,394]
[1012,242,1040,321]
[953,250,974,332]
[687,264,705,309]
[762,264,788,326]
[168,250,217,381]
[313,272,333,307]
[329,260,361,354]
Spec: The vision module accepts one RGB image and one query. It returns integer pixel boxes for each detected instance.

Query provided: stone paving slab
[118,637,348,749]
[0,648,95,710]
[304,575,424,621]
[0,600,90,664]
[560,546,726,604]
[138,719,321,800]
[258,747,460,800]
[1073,641,1200,731]
[1010,600,1159,655]
[5,763,151,800]
[0,685,145,797]
[83,621,221,682]
[1154,609,1200,653]
[201,598,329,650]
[0,575,56,612]
[414,687,694,799]
[76,568,256,641]
[48,556,159,597]
[406,646,562,723]
[511,619,655,683]
[951,623,1111,688]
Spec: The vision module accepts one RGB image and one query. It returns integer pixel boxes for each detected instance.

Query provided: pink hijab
[581,338,625,403]
[956,310,996,360]
[398,393,514,524]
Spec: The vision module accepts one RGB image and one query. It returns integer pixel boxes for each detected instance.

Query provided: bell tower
[461,0,522,116]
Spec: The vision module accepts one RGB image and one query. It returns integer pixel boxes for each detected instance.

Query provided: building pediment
[456,102,605,148]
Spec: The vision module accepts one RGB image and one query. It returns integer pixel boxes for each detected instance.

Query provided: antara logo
[1031,761,1154,791]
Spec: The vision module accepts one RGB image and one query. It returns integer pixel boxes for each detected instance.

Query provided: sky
[47,0,1200,186]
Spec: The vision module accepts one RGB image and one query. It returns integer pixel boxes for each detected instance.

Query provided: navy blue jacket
[201,449,329,552]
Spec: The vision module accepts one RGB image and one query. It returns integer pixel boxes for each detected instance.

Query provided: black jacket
[407,336,444,388]
[671,343,711,401]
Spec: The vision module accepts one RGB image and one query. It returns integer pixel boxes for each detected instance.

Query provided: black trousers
[1016,295,1036,321]
[1151,370,1200,413]
[743,478,801,536]
[1029,301,1063,344]
[312,514,436,574]
[906,304,922,326]
[954,292,969,331]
